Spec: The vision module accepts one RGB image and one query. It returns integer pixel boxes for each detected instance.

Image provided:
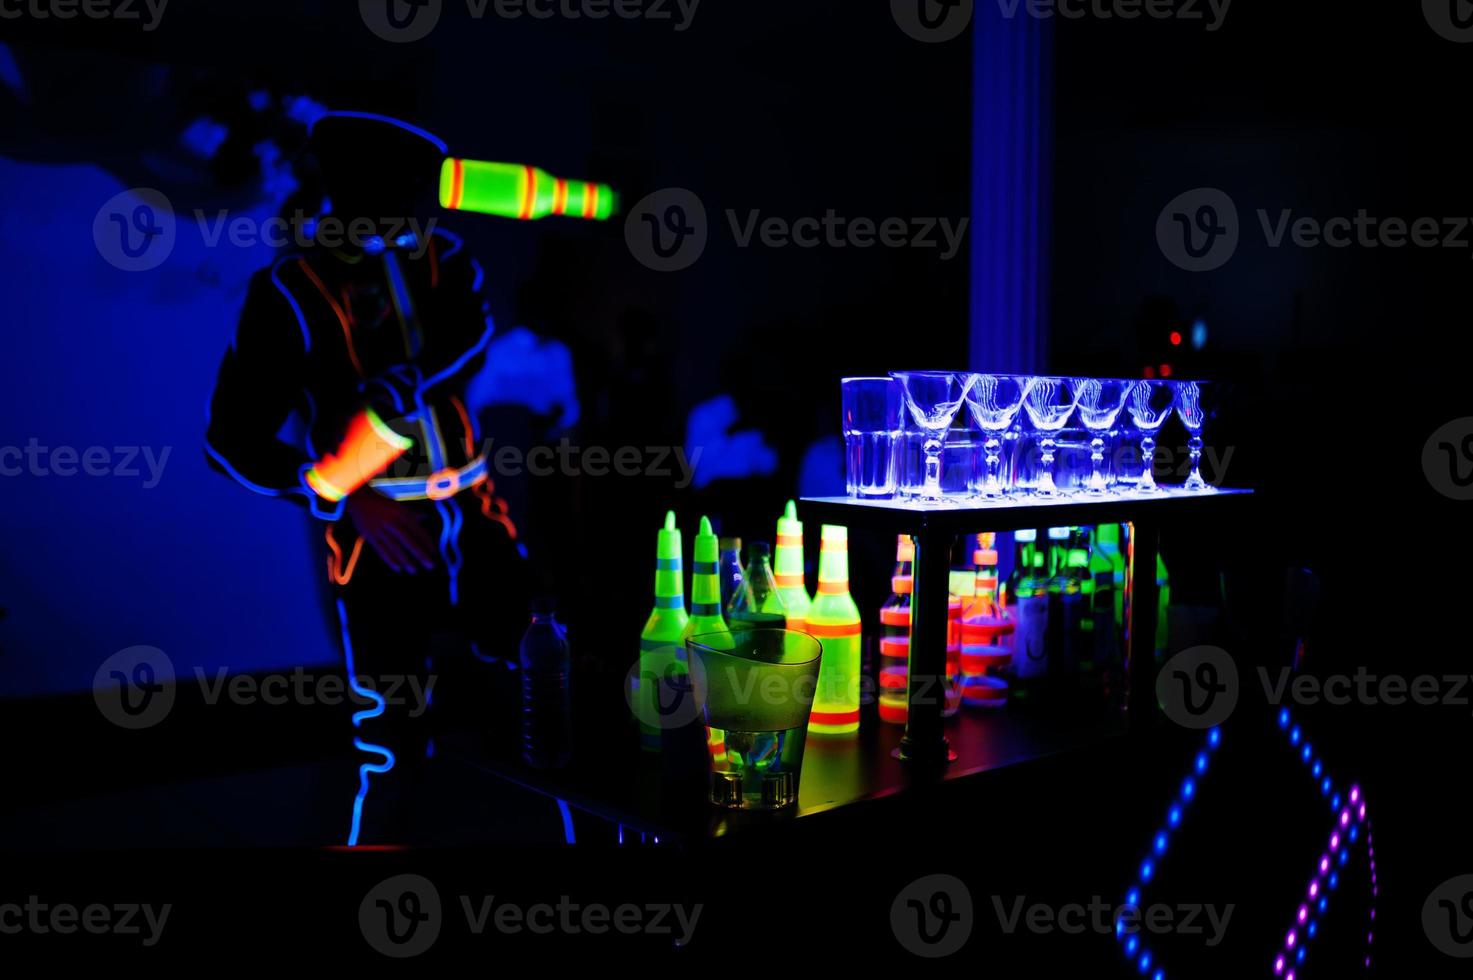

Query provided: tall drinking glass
[1074,379,1132,494]
[963,373,1033,498]
[1022,376,1080,497]
[1127,380,1177,492]
[1173,380,1211,491]
[686,630,823,809]
[842,377,902,498]
[892,371,971,505]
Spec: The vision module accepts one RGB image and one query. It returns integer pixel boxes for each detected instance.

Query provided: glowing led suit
[205,112,526,846]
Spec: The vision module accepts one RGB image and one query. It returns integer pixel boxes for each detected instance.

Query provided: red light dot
[1160,364,1174,378]
[1143,366,1156,379]
[1169,331,1183,346]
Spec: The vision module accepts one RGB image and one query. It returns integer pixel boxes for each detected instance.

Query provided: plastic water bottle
[521,597,571,769]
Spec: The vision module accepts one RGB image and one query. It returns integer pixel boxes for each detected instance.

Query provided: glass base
[710,769,797,809]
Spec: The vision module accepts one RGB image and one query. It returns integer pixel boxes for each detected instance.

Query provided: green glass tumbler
[685,629,823,809]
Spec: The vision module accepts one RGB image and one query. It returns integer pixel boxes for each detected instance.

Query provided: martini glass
[1127,380,1177,493]
[963,374,1033,498]
[1022,376,1080,497]
[1074,378,1132,494]
[892,371,971,505]
[1173,380,1210,491]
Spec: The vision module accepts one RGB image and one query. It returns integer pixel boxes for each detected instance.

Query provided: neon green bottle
[773,500,812,633]
[684,516,729,639]
[638,511,688,751]
[807,525,862,735]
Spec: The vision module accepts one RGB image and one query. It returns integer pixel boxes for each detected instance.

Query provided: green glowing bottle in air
[440,158,617,221]
[807,525,862,735]
[684,516,729,640]
[638,511,688,751]
[773,501,812,634]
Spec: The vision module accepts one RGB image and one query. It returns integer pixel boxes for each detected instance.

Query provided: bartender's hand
[345,488,438,573]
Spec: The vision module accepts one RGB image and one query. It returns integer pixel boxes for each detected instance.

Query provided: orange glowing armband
[304,408,415,503]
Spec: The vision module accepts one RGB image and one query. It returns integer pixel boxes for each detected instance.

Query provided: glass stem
[1088,435,1107,493]
[1185,434,1205,489]
[1038,437,1058,496]
[984,436,1003,495]
[924,438,943,499]
[1139,434,1157,491]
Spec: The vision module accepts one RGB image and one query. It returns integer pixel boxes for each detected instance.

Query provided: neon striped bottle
[439,158,617,221]
[960,534,1013,707]
[685,516,729,640]
[685,516,729,762]
[878,535,914,726]
[637,511,688,751]
[807,525,862,735]
[773,500,812,633]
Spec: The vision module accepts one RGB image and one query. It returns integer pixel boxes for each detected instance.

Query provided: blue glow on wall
[0,158,338,698]
[971,6,1053,374]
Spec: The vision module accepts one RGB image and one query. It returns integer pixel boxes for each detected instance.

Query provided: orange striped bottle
[807,525,862,735]
[773,500,812,633]
[960,533,1013,707]
[877,535,914,726]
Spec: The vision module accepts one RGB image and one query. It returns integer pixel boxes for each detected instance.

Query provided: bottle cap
[750,540,772,559]
[1016,528,1037,542]
[656,510,682,559]
[820,524,848,546]
[1048,526,1070,540]
[531,596,557,616]
[694,516,719,563]
[719,536,742,552]
[777,499,803,537]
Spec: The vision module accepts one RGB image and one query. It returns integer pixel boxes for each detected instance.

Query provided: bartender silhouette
[205,112,526,845]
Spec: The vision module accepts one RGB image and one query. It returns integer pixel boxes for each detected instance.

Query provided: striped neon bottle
[878,535,914,726]
[807,525,862,735]
[960,534,1013,707]
[773,500,812,633]
[684,516,730,762]
[638,511,688,751]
